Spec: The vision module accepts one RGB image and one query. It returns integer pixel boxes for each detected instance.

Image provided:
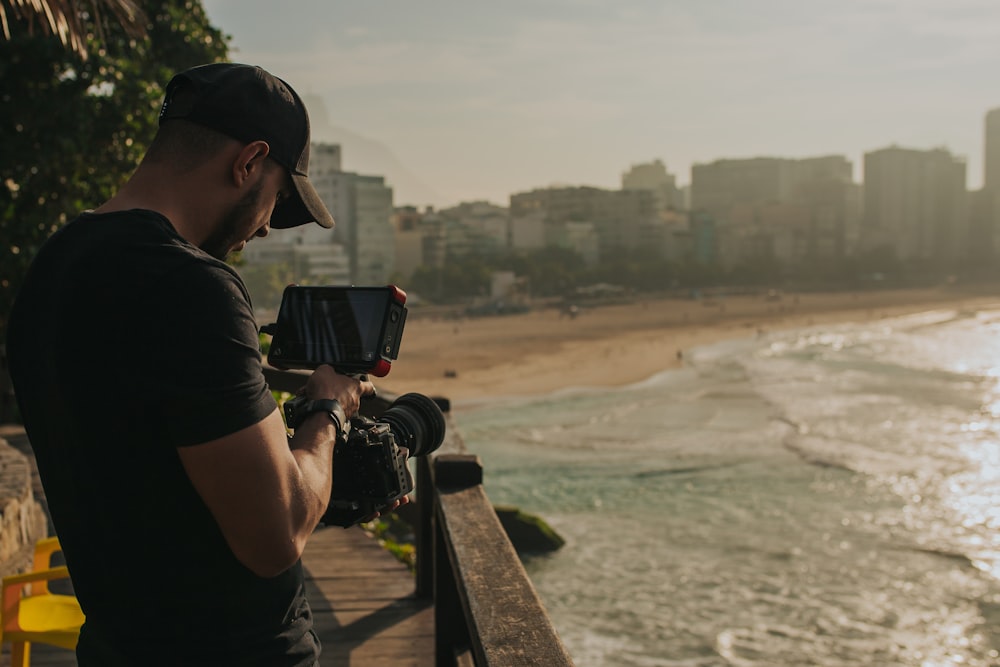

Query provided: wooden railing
[263,367,574,667]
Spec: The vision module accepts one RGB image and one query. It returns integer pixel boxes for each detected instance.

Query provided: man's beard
[201,185,263,260]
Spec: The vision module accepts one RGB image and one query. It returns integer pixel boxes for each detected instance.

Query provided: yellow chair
[1,537,84,666]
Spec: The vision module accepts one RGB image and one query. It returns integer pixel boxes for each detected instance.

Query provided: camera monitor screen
[266,285,406,375]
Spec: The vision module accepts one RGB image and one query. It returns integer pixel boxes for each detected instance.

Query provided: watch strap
[291,398,347,434]
[315,399,348,435]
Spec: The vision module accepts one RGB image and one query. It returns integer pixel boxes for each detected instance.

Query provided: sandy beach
[379,287,1000,404]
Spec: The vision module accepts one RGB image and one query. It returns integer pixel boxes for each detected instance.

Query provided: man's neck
[94,164,223,248]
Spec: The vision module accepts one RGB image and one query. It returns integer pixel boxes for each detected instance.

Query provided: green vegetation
[494,505,565,554]
[1,0,229,345]
[358,504,566,575]
[242,262,301,312]
[405,242,985,306]
[0,1,148,61]
[362,513,416,571]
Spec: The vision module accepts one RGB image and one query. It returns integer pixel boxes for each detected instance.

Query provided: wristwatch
[285,398,348,435]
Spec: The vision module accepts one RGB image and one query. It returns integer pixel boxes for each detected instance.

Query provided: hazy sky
[202,0,1000,207]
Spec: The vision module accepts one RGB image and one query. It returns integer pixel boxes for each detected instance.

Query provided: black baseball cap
[159,62,334,230]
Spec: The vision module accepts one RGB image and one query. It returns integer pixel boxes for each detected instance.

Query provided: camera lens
[380,393,446,457]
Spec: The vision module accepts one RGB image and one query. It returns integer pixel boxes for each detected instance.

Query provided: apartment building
[621,159,683,212]
[690,155,857,267]
[861,146,967,262]
[509,186,656,256]
[437,201,510,256]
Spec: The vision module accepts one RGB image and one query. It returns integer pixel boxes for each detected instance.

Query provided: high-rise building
[861,146,967,262]
[985,108,1000,193]
[332,172,395,285]
[691,157,793,222]
[690,155,855,266]
[691,156,851,222]
[966,108,1000,264]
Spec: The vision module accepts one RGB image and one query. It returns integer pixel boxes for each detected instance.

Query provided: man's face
[201,163,290,260]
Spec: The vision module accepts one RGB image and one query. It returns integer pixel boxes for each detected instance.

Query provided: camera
[326,392,445,527]
[284,392,446,527]
[266,284,444,527]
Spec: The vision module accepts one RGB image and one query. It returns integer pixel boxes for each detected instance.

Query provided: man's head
[158,62,334,231]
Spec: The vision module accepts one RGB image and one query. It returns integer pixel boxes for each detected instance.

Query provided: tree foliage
[0,0,229,339]
[402,243,906,305]
[409,255,493,303]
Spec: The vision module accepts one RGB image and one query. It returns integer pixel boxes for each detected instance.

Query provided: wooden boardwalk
[303,526,433,666]
[1,426,433,667]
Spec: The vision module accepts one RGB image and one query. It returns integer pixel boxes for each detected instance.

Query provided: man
[6,63,374,665]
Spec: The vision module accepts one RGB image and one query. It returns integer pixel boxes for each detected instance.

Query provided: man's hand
[360,495,410,524]
[302,365,375,417]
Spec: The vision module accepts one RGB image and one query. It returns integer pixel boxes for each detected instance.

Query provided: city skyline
[202,0,1000,208]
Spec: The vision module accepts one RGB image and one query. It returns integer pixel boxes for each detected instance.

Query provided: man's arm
[177,366,373,578]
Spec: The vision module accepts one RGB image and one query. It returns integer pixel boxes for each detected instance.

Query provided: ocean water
[453,305,1000,667]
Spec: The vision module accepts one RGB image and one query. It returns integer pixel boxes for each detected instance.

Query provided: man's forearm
[287,411,340,537]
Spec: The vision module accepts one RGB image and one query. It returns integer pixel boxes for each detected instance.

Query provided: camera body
[283,392,446,528]
[324,417,413,528]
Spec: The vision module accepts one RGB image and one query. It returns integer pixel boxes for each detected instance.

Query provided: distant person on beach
[6,63,383,666]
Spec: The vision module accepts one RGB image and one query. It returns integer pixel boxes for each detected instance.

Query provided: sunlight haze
[201,0,1000,208]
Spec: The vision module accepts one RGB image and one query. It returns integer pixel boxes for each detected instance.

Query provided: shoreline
[380,287,1000,406]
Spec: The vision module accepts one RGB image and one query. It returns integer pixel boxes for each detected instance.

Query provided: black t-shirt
[6,210,319,666]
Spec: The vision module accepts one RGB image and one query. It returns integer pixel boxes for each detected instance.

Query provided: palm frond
[0,0,147,60]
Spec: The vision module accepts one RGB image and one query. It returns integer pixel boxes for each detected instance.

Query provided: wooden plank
[437,485,574,666]
[0,644,75,666]
[302,526,434,667]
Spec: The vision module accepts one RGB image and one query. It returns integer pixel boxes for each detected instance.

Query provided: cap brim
[270,173,335,229]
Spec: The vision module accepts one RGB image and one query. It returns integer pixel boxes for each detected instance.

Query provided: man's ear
[232,140,271,186]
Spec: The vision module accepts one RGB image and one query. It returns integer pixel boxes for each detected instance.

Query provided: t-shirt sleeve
[144,261,278,447]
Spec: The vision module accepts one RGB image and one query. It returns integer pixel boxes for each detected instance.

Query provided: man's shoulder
[10,209,250,344]
[61,208,177,242]
[70,209,244,289]
[34,209,201,274]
